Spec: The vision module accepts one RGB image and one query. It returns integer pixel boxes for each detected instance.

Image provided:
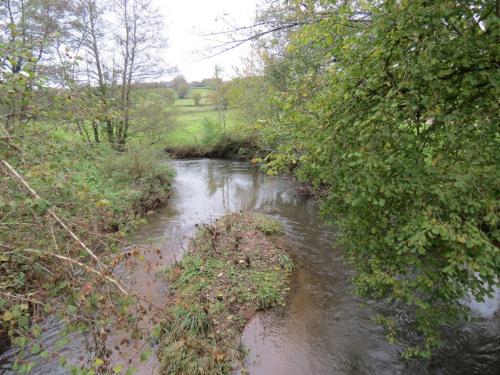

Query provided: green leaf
[93,358,104,367]
[2,311,13,321]
[139,349,152,362]
[30,343,41,355]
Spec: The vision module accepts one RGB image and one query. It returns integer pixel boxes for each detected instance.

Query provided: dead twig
[0,159,129,295]
[0,159,104,268]
[0,291,44,306]
[22,249,128,296]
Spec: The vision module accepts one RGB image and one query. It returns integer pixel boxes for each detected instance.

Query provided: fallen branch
[0,159,129,295]
[23,249,128,296]
[0,291,44,306]
[0,122,23,153]
[0,242,14,250]
[0,159,103,268]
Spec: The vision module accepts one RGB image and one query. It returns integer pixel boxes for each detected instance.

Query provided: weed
[253,272,285,309]
[254,214,283,234]
[278,254,294,272]
[159,213,292,374]
[170,305,211,336]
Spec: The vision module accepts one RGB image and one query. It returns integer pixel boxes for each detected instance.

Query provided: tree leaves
[255,0,500,357]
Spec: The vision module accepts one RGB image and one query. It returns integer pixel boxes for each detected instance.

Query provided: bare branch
[22,249,129,296]
[0,159,104,268]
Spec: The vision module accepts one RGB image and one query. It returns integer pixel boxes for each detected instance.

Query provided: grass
[189,87,212,96]
[127,86,258,159]
[165,87,238,148]
[3,128,174,235]
[99,145,175,219]
[165,109,219,145]
[158,212,293,374]
[0,124,175,353]
[114,86,257,159]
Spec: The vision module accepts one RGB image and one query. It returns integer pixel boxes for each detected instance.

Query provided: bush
[201,117,224,145]
[192,92,202,106]
[102,145,173,183]
[259,0,499,357]
[1,136,174,357]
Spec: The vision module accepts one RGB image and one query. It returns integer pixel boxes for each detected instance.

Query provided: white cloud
[155,0,259,82]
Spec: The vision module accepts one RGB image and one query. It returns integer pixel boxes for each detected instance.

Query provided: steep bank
[165,137,260,161]
[158,212,293,374]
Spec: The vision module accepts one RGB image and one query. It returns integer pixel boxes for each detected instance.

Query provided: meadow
[164,87,237,147]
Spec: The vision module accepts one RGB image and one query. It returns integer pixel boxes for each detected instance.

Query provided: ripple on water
[1,159,498,375]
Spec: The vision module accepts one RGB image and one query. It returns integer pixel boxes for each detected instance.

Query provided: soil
[159,212,293,374]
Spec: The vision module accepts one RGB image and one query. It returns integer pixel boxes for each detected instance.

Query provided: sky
[155,0,261,82]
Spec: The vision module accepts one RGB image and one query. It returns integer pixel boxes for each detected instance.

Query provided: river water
[1,159,499,374]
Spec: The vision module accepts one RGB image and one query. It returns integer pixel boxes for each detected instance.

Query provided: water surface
[1,159,499,374]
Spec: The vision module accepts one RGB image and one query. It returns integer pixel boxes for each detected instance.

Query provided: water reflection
[1,159,498,375]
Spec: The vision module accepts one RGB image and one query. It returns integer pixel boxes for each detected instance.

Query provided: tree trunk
[81,121,92,144]
[105,118,114,144]
[92,121,100,143]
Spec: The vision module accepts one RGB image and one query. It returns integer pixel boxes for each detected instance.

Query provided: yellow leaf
[2,311,13,321]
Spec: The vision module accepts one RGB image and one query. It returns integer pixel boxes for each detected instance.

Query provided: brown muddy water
[1,159,499,374]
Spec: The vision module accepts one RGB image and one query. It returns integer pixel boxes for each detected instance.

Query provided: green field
[165,87,236,147]
[121,86,240,149]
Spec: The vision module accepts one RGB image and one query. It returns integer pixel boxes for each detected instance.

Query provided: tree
[201,77,222,89]
[71,0,116,144]
[251,0,499,357]
[113,0,167,149]
[225,73,276,138]
[0,0,71,132]
[208,65,228,138]
[177,80,189,99]
[192,92,202,106]
[130,89,175,145]
[71,0,167,149]
[169,74,189,98]
[162,87,176,106]
[190,80,202,87]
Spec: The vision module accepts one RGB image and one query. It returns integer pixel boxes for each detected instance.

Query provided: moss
[158,212,293,375]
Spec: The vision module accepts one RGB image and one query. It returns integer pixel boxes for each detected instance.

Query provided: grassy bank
[164,87,226,146]
[129,87,260,160]
[164,136,260,161]
[163,88,262,159]
[158,212,293,374]
[0,132,174,352]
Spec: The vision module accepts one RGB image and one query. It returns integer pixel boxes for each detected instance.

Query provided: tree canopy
[235,0,500,356]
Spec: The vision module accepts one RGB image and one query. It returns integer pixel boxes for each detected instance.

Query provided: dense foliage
[243,0,499,356]
[0,137,173,373]
[0,0,174,372]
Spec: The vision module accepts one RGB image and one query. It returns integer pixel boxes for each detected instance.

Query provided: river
[1,159,499,374]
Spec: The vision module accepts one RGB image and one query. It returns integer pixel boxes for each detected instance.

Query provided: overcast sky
[155,0,260,82]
